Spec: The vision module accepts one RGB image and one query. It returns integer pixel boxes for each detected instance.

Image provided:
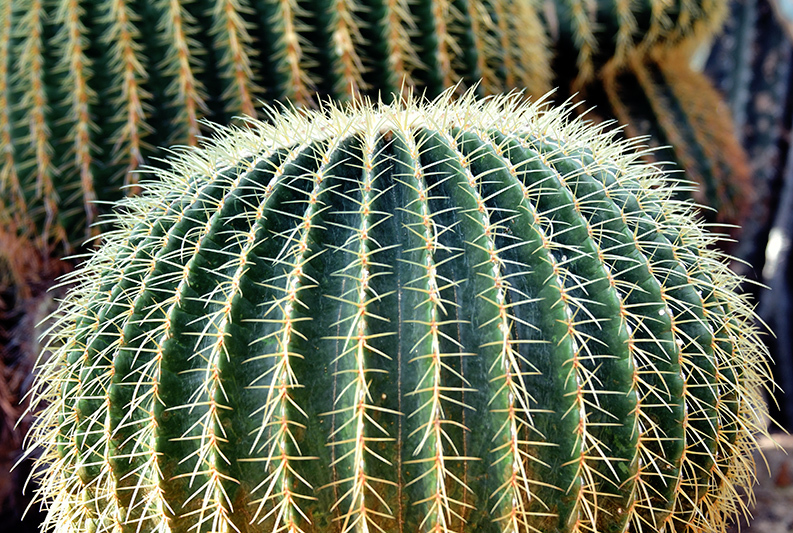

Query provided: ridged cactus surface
[26,92,770,533]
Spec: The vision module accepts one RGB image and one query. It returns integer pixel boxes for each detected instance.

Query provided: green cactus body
[26,91,770,533]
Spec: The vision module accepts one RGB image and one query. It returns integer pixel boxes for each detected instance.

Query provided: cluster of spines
[25,91,771,533]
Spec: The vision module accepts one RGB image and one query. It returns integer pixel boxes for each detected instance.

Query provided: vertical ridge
[65,177,219,533]
[108,190,215,533]
[618,178,755,531]
[429,129,536,532]
[491,0,514,91]
[393,127,472,533]
[380,0,420,95]
[562,0,598,86]
[156,0,208,146]
[493,130,641,532]
[557,151,686,532]
[48,166,208,533]
[611,0,638,66]
[270,0,317,105]
[13,0,63,250]
[179,146,332,532]
[53,0,98,237]
[413,0,461,96]
[210,0,261,118]
[319,131,399,533]
[539,141,644,533]
[0,0,26,226]
[100,0,152,188]
[247,0,298,102]
[584,160,720,531]
[110,173,245,532]
[172,159,282,532]
[507,0,553,97]
[462,0,500,95]
[327,0,367,98]
[453,129,584,533]
[149,159,276,533]
[236,137,352,532]
[445,0,483,95]
[0,0,36,288]
[214,151,323,533]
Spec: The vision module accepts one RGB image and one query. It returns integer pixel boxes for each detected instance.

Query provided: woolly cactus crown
[26,90,771,533]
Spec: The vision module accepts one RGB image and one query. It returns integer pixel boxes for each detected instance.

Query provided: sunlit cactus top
[26,90,771,533]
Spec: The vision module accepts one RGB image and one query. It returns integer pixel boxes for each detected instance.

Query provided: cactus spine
[25,91,771,533]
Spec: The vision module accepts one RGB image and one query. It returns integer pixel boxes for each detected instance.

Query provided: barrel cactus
[24,91,770,533]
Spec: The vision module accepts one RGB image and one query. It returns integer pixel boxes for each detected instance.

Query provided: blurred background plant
[710,0,793,434]
[1,0,792,529]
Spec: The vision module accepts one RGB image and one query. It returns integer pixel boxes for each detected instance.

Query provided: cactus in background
[705,0,793,429]
[546,0,730,88]
[24,91,771,533]
[543,0,752,240]
[0,0,555,289]
[0,0,742,295]
[706,0,792,277]
[583,46,753,235]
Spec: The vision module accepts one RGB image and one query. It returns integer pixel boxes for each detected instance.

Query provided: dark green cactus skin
[26,93,769,533]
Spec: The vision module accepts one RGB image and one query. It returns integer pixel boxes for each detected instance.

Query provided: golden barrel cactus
[24,92,771,533]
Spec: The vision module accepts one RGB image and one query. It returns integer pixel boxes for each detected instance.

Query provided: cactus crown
[26,90,771,533]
